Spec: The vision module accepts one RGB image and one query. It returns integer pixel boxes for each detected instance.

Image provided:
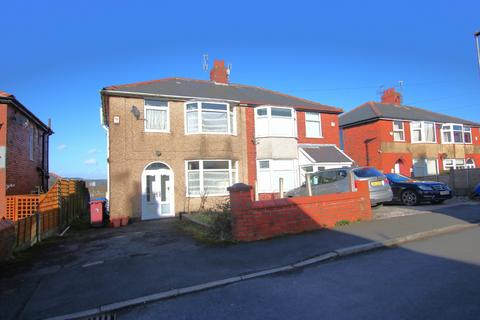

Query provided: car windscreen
[353,167,383,178]
[385,173,411,183]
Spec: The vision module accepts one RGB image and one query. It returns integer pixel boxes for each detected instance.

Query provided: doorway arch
[393,159,405,175]
[141,161,174,220]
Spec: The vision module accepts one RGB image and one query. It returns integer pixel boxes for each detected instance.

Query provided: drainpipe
[100,107,110,203]
[364,138,376,166]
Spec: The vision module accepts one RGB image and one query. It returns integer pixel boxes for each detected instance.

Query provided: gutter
[0,96,54,134]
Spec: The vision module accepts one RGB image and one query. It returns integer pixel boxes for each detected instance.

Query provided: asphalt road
[119,226,480,320]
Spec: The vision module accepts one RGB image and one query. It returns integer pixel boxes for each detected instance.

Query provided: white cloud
[57,144,67,151]
[87,148,99,155]
[84,158,97,166]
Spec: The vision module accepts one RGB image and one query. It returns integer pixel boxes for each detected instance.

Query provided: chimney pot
[210,59,229,84]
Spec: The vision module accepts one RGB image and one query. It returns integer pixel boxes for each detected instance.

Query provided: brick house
[0,91,53,218]
[340,88,480,177]
[100,60,351,220]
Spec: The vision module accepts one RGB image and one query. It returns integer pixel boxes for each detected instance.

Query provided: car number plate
[440,191,450,195]
[370,181,383,187]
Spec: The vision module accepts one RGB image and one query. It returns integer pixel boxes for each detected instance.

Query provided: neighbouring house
[0,90,53,219]
[100,60,351,220]
[340,88,480,177]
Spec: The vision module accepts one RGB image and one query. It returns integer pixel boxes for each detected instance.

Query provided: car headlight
[418,185,433,191]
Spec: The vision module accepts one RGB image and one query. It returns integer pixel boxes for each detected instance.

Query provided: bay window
[255,106,296,137]
[392,121,405,141]
[257,159,296,193]
[185,101,236,134]
[441,124,472,144]
[145,99,169,132]
[411,121,435,143]
[305,112,322,138]
[186,160,237,196]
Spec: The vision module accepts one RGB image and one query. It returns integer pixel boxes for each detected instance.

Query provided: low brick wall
[228,181,372,242]
[0,220,16,261]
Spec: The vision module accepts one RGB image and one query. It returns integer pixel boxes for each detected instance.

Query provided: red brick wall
[229,181,372,242]
[297,111,340,146]
[381,152,413,176]
[471,127,480,145]
[6,105,49,195]
[342,121,382,168]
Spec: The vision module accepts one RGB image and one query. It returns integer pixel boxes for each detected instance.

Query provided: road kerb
[44,222,478,320]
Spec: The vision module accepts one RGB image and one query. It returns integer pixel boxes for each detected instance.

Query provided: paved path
[0,202,479,319]
[120,226,480,320]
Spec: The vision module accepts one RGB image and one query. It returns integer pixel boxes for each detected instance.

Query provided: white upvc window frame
[441,123,472,144]
[185,159,238,197]
[254,106,297,138]
[392,120,405,142]
[184,101,236,135]
[410,121,436,143]
[443,158,466,170]
[144,99,170,133]
[305,112,323,138]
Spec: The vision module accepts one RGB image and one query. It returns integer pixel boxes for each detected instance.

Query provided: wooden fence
[5,179,90,251]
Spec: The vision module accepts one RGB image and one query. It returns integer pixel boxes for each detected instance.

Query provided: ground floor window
[443,159,466,170]
[186,160,237,196]
[412,158,438,177]
[257,159,297,193]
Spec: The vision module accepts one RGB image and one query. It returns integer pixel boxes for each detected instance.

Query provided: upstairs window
[185,102,235,134]
[255,106,296,137]
[144,99,169,132]
[305,112,322,138]
[411,121,435,143]
[392,121,405,141]
[441,124,471,144]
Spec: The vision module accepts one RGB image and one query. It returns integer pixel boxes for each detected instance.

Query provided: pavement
[119,226,480,320]
[0,200,479,320]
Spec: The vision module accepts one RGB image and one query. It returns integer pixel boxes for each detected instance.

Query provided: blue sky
[1,0,479,179]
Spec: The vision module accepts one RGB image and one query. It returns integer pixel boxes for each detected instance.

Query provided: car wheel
[431,199,445,204]
[401,190,419,206]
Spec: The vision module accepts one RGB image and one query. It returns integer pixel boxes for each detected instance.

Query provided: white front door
[394,161,400,174]
[142,164,174,220]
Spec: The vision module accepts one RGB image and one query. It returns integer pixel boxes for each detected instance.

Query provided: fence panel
[415,168,480,196]
[6,179,90,252]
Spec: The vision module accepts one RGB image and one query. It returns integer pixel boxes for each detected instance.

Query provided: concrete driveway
[373,197,476,220]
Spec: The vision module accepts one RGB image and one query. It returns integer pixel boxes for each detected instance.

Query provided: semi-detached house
[100,60,352,220]
[340,88,480,177]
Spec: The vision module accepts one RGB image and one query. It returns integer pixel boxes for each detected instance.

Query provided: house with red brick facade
[0,91,53,218]
[340,88,480,177]
[100,60,352,220]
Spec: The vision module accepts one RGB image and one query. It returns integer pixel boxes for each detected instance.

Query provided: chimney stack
[381,88,402,105]
[210,59,229,84]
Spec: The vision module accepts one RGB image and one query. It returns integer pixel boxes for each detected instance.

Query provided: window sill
[186,193,229,198]
[305,136,324,139]
[411,141,437,144]
[144,129,170,133]
[185,132,236,136]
